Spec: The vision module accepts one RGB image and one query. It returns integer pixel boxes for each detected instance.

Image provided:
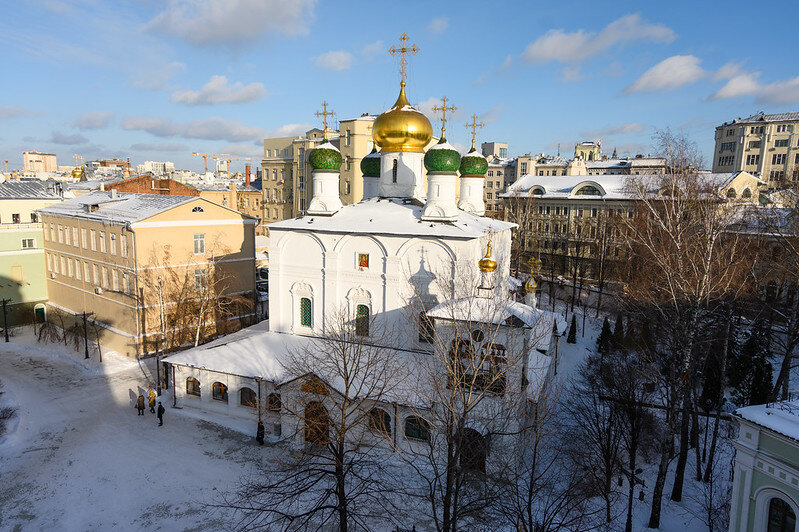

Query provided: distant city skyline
[1,0,798,173]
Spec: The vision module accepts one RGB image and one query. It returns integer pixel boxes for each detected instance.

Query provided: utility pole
[155,338,162,396]
[82,311,94,359]
[156,276,166,396]
[2,298,11,342]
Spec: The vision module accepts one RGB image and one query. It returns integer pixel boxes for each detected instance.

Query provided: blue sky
[2,0,798,173]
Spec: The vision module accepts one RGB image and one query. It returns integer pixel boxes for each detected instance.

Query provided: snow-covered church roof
[269,197,514,239]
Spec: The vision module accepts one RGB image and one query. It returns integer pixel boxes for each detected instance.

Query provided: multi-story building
[481,142,508,159]
[0,179,65,325]
[574,141,601,161]
[194,182,264,235]
[502,171,763,280]
[39,190,257,357]
[23,151,57,173]
[135,161,175,176]
[713,111,799,188]
[484,156,514,216]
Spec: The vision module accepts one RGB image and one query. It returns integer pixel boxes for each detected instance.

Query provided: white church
[163,58,564,467]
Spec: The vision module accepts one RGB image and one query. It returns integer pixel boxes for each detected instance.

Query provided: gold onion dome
[478,241,498,273]
[372,81,433,153]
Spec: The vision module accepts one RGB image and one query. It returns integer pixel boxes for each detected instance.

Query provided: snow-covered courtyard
[0,320,731,531]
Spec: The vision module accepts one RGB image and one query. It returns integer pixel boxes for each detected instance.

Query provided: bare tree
[621,129,754,527]
[225,308,402,532]
[504,191,540,277]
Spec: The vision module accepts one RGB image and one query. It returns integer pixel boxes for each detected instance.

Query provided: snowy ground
[0,322,729,531]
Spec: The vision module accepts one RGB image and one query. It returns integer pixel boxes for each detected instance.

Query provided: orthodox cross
[389,33,419,83]
[465,114,485,150]
[315,101,334,140]
[432,96,457,140]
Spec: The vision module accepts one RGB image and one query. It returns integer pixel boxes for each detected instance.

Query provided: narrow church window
[392,159,398,183]
[268,393,282,412]
[186,377,201,396]
[368,408,391,434]
[240,387,257,407]
[405,416,430,441]
[355,304,369,336]
[212,382,228,402]
[300,297,312,327]
[418,312,434,343]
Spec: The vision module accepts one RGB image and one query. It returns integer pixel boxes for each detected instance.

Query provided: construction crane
[192,152,213,173]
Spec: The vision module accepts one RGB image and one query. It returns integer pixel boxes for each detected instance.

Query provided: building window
[191,206,204,212]
[486,181,493,189]
[72,227,78,245]
[47,253,52,271]
[110,234,117,255]
[67,258,74,277]
[194,233,205,254]
[92,264,98,284]
[81,228,87,248]
[405,416,430,441]
[775,139,790,148]
[773,153,787,165]
[123,272,130,293]
[767,497,796,532]
[75,261,81,280]
[240,387,257,408]
[102,267,109,288]
[368,408,391,434]
[742,188,752,199]
[112,270,119,291]
[419,312,434,343]
[392,159,398,183]
[58,225,64,242]
[746,154,760,166]
[726,128,735,136]
[121,235,128,258]
[21,238,35,249]
[268,393,281,412]
[305,401,330,444]
[355,304,369,336]
[300,297,312,327]
[64,227,71,246]
[346,129,351,146]
[99,232,106,253]
[90,230,96,251]
[186,377,201,396]
[194,269,206,291]
[720,142,736,152]
[212,382,228,402]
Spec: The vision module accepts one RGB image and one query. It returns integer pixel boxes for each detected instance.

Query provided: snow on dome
[428,141,458,151]
[462,149,486,159]
[315,140,340,153]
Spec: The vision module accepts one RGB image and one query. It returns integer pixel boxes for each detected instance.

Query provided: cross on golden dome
[432,97,456,140]
[389,33,419,84]
[465,114,484,150]
[315,101,335,140]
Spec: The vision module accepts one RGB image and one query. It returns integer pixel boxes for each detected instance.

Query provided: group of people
[136,389,165,426]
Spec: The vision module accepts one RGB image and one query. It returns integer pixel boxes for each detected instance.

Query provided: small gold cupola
[478,240,498,273]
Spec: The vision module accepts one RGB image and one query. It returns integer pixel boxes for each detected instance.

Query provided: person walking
[256,421,265,445]
[136,394,145,416]
[157,402,165,426]
[148,389,156,413]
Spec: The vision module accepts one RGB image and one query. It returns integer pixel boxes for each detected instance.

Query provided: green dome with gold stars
[424,139,461,173]
[308,141,342,171]
[459,148,488,177]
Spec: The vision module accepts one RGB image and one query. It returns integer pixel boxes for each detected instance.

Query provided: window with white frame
[81,228,87,248]
[194,269,206,291]
[102,267,109,288]
[99,232,106,253]
[112,270,119,291]
[21,238,35,249]
[194,233,205,254]
[121,234,128,257]
[84,262,90,282]
[110,234,117,255]
[75,260,81,280]
[60,256,65,274]
[72,227,78,246]
[90,230,96,251]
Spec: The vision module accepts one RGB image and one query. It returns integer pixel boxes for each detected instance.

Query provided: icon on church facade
[357,253,369,269]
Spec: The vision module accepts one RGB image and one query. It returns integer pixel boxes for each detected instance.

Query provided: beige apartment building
[713,111,799,188]
[23,151,58,172]
[39,191,257,358]
[502,171,762,280]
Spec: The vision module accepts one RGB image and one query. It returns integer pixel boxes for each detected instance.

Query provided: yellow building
[23,151,58,173]
[39,190,258,358]
[713,111,799,188]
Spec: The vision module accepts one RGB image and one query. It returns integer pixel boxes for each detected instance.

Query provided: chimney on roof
[100,183,105,191]
[245,164,251,187]
[111,188,117,199]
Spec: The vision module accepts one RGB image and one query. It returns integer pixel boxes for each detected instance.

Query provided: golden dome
[478,241,498,273]
[71,166,84,181]
[372,82,433,153]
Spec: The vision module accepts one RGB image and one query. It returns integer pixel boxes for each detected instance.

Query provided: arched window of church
[727,188,737,198]
[300,297,312,328]
[240,387,257,408]
[742,188,752,199]
[392,159,398,183]
[368,408,391,434]
[268,393,282,412]
[405,416,430,441]
[768,497,796,531]
[212,382,228,402]
[186,377,201,396]
[355,304,370,336]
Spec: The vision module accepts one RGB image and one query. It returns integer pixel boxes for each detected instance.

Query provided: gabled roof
[269,197,514,239]
[38,190,199,224]
[0,179,63,200]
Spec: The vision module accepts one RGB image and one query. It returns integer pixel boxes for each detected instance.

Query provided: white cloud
[50,131,89,145]
[171,75,266,105]
[145,0,316,47]
[560,66,584,82]
[581,123,644,138]
[313,51,354,71]
[625,55,705,93]
[130,142,189,152]
[710,72,761,100]
[710,70,799,104]
[0,106,37,119]
[121,116,267,142]
[523,13,675,64]
[757,77,799,104]
[269,123,312,137]
[74,111,114,130]
[481,104,504,124]
[361,40,384,59]
[133,61,185,91]
[428,17,449,35]
[713,61,744,82]
[223,144,264,157]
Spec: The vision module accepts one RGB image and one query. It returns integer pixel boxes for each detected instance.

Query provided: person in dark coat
[157,402,165,426]
[256,421,265,445]
[136,394,145,416]
[148,390,156,413]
